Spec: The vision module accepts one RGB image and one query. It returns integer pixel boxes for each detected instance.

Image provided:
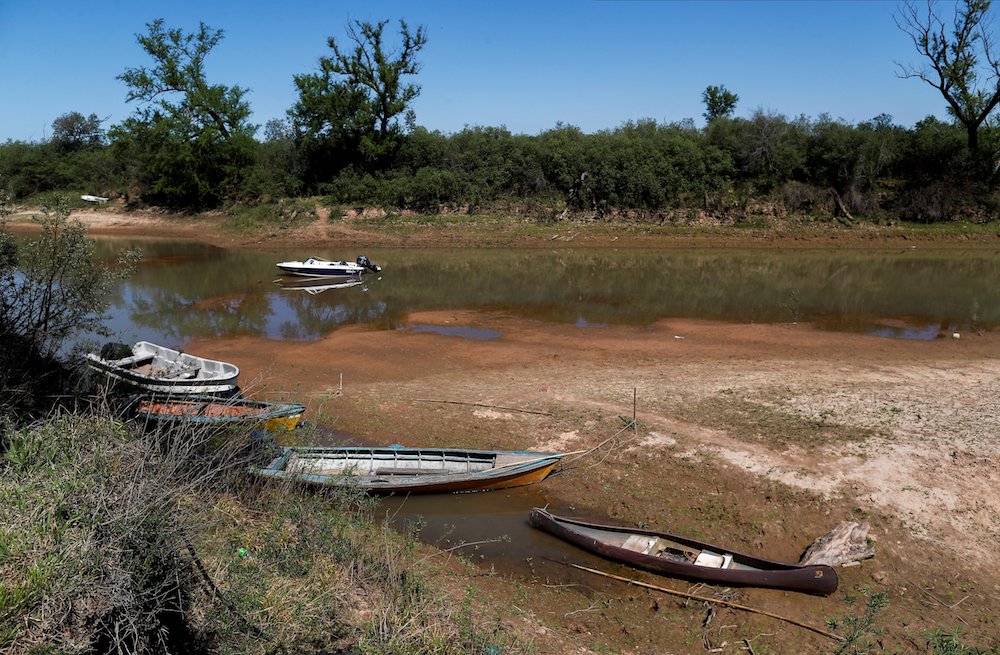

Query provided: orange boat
[253,446,564,494]
[133,395,305,433]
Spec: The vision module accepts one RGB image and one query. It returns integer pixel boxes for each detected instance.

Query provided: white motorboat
[275,256,381,277]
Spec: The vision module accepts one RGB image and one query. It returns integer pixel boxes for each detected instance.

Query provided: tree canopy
[702,85,739,122]
[51,112,105,150]
[290,19,427,177]
[112,18,256,207]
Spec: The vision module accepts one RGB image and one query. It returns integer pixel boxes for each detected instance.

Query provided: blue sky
[0,0,956,142]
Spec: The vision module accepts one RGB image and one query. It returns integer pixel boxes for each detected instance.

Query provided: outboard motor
[356,255,381,273]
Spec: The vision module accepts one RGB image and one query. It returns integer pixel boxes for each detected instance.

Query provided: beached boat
[253,446,564,494]
[275,255,381,277]
[86,341,240,395]
[130,394,305,433]
[529,508,838,595]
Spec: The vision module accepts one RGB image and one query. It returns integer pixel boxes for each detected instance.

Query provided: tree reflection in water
[90,238,1000,344]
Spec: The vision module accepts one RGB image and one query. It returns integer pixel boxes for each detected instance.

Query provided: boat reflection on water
[273,276,369,295]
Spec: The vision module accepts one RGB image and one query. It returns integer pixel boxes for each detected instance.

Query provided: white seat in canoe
[622,534,660,554]
[694,551,734,569]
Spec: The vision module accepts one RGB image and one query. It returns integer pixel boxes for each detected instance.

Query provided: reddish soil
[190,312,1000,654]
[11,205,1000,653]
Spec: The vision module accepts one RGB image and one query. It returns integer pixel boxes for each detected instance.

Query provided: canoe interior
[284,449,506,477]
[562,521,756,571]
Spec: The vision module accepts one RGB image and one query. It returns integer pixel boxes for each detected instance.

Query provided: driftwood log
[799,521,875,567]
[829,188,855,226]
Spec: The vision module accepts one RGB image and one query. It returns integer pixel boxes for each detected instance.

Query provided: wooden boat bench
[623,535,706,564]
[160,367,201,380]
[118,353,156,369]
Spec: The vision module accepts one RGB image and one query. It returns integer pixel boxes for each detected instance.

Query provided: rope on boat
[562,419,639,468]
[556,561,844,642]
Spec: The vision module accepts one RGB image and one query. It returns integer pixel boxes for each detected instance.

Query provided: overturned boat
[253,446,564,494]
[529,508,838,595]
[86,341,240,395]
[275,255,381,277]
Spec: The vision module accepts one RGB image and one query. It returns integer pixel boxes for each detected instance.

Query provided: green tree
[291,18,427,174]
[896,0,1000,152]
[112,19,256,207]
[0,196,139,416]
[702,84,739,122]
[51,111,105,150]
[0,197,139,360]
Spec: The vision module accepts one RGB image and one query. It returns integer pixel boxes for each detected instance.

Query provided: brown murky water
[92,238,1000,349]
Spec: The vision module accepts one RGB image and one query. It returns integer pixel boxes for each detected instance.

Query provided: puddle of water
[815,315,981,341]
[377,482,627,586]
[273,424,621,582]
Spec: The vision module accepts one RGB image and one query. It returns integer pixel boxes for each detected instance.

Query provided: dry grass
[0,405,527,655]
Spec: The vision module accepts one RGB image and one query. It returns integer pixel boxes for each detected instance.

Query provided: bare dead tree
[895,0,1000,152]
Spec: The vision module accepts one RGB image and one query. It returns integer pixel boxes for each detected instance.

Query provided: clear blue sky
[0,0,956,142]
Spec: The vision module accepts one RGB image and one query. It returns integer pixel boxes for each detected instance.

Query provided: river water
[93,238,1000,348]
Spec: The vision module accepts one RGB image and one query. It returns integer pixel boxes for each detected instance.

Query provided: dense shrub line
[3,112,1000,222]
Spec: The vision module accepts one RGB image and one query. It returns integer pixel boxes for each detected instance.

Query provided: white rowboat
[86,341,239,395]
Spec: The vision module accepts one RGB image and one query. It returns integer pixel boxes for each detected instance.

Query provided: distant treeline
[3,111,999,223]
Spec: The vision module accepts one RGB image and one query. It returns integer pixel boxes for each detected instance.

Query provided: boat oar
[557,561,844,643]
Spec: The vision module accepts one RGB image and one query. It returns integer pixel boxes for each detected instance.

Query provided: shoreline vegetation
[6,198,1000,251]
[1,410,520,655]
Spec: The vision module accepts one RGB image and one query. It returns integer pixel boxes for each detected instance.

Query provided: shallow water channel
[90,238,1000,578]
[95,238,1000,346]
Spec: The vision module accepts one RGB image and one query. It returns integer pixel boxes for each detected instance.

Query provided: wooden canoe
[529,508,838,596]
[132,394,305,433]
[253,446,564,494]
[86,341,239,395]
